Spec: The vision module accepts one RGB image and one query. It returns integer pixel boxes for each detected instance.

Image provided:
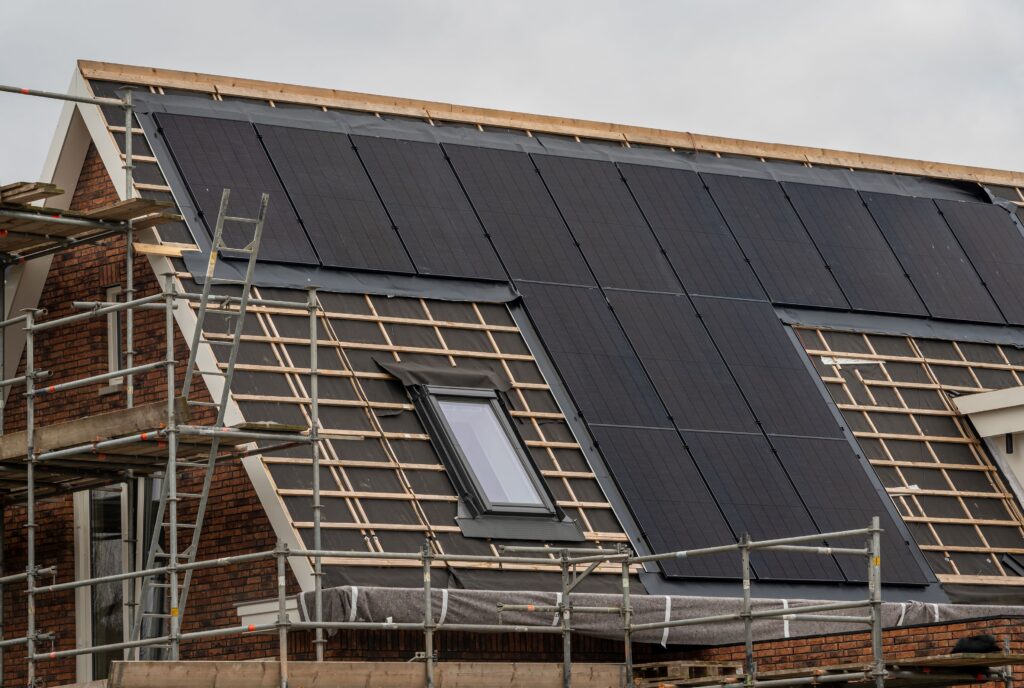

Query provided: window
[76,487,125,680]
[412,386,555,517]
[90,489,123,678]
[105,285,124,389]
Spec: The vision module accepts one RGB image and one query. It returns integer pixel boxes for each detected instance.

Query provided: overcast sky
[2,1,1021,183]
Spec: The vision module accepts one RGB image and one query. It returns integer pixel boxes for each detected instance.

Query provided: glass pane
[437,398,544,507]
[90,489,124,679]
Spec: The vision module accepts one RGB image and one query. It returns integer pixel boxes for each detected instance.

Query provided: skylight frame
[411,385,556,517]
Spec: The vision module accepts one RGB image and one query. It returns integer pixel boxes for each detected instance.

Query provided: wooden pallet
[633,660,741,687]
[669,653,1024,688]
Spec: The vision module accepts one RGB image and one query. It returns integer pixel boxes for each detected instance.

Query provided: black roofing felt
[139,101,1024,589]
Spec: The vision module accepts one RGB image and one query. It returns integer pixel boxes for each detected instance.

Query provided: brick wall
[1,144,289,685]
[678,616,1024,688]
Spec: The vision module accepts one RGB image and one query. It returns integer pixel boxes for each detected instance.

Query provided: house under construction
[1,61,1024,687]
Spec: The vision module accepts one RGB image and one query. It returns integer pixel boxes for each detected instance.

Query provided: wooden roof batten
[78,59,1024,189]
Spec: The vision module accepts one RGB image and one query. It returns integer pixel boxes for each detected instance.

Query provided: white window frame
[103,285,124,391]
[73,484,132,682]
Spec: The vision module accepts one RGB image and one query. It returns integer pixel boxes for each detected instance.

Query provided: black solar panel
[606,290,757,433]
[589,425,738,578]
[680,430,844,582]
[862,192,1003,323]
[256,124,414,272]
[444,144,594,286]
[156,113,317,263]
[620,164,765,299]
[936,199,1024,325]
[532,155,682,292]
[702,174,848,308]
[784,183,926,316]
[771,436,930,585]
[692,297,844,438]
[517,282,671,428]
[350,136,506,280]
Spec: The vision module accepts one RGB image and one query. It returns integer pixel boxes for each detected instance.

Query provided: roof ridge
[77,59,1024,188]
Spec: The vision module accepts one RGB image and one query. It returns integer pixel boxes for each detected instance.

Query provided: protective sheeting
[297,585,1023,646]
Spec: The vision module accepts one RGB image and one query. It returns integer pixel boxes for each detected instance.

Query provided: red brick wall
[1,144,289,685]
[677,617,1024,687]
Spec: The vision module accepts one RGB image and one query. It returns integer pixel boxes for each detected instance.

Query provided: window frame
[411,385,556,518]
[104,285,124,391]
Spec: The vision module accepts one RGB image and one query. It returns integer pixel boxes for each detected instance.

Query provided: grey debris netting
[297,586,1022,646]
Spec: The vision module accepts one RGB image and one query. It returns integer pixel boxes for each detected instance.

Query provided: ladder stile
[130,188,267,656]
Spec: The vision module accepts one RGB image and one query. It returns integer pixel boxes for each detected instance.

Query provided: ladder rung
[221,216,262,224]
[154,552,189,559]
[163,523,197,529]
[151,583,172,589]
[208,278,249,285]
[178,492,203,499]
[204,340,238,346]
[143,613,172,618]
[187,400,220,406]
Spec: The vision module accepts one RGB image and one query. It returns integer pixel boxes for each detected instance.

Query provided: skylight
[414,386,554,517]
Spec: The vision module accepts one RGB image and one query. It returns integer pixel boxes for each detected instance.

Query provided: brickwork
[679,617,1024,687]
[0,144,287,685]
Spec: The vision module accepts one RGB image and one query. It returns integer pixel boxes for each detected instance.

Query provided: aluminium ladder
[130,189,267,657]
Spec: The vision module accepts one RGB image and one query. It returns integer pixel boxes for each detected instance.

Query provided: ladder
[131,189,267,657]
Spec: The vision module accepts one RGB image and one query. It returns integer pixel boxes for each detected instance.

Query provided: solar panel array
[150,112,1024,586]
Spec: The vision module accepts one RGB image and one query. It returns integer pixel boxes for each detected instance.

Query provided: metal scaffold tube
[24,309,37,687]
[123,87,136,413]
[307,287,324,663]
[9,518,892,684]
[164,274,181,660]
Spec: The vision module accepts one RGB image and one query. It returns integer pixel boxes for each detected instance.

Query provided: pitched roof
[74,61,1024,595]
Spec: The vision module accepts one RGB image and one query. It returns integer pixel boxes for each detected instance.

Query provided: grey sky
[2,1,1021,183]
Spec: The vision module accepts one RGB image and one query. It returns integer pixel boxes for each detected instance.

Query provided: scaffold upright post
[620,543,633,688]
[740,533,754,684]
[121,87,135,411]
[277,542,289,688]
[423,538,435,688]
[560,549,571,688]
[869,516,885,688]
[307,286,324,662]
[164,273,181,660]
[24,309,37,688]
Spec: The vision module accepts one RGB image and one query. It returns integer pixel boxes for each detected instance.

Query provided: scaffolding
[0,81,1021,688]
